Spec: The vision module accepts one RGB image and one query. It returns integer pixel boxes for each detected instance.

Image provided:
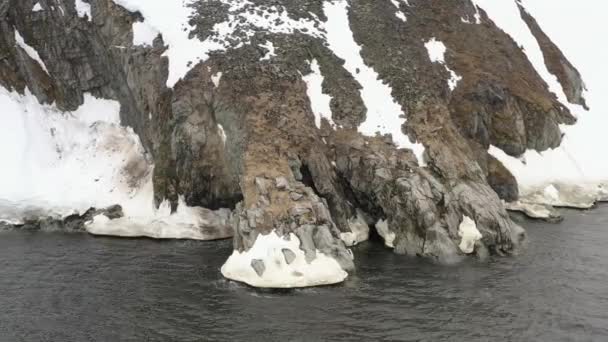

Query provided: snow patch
[461,4,482,24]
[211,72,223,88]
[0,87,230,239]
[323,1,425,165]
[132,21,159,47]
[32,3,43,12]
[375,219,395,248]
[425,38,462,91]
[505,201,561,221]
[0,88,139,219]
[86,196,232,240]
[111,0,322,87]
[259,41,276,61]
[340,211,370,247]
[390,0,409,22]
[221,230,348,288]
[14,29,49,74]
[458,216,481,254]
[217,124,227,144]
[74,0,92,20]
[489,145,607,209]
[302,59,335,129]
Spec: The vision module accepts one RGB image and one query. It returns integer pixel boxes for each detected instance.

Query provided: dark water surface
[1,207,608,342]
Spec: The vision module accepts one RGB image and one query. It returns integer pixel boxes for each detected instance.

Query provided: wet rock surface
[0,0,588,285]
[0,205,124,232]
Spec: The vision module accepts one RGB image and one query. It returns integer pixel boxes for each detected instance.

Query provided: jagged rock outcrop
[518,3,588,110]
[0,0,587,287]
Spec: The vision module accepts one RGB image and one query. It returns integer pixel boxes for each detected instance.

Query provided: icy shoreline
[221,230,348,288]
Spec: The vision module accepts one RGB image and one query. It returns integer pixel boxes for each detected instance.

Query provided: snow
[111,0,322,87]
[323,1,425,165]
[74,0,92,20]
[211,72,222,88]
[339,210,370,247]
[14,29,49,74]
[0,87,139,220]
[109,0,221,87]
[302,59,335,129]
[32,3,43,12]
[475,0,608,210]
[505,201,561,221]
[217,124,227,144]
[375,219,395,248]
[132,21,159,47]
[425,38,462,91]
[86,196,232,240]
[221,230,348,288]
[461,4,482,24]
[390,0,408,22]
[0,87,232,240]
[458,216,481,254]
[259,41,276,61]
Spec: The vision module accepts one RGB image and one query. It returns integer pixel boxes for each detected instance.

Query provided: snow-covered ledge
[221,231,348,288]
[490,146,608,220]
[85,197,233,241]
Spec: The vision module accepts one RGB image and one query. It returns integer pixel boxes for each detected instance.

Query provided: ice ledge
[505,183,608,221]
[221,230,348,288]
[85,198,233,241]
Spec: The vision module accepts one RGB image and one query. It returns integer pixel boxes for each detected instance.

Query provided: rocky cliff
[0,0,591,287]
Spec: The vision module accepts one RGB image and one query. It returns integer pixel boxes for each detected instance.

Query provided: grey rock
[251,259,265,277]
[290,192,304,201]
[281,248,296,264]
[275,177,289,190]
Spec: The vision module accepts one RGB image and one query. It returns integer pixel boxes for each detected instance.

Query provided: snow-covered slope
[0,88,231,239]
[474,0,608,211]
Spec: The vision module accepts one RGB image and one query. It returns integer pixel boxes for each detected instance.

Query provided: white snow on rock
[217,124,227,144]
[470,0,570,107]
[221,230,348,288]
[14,29,49,74]
[390,0,409,22]
[505,201,560,221]
[476,0,608,210]
[340,210,370,247]
[32,3,43,12]
[302,59,335,129]
[259,41,277,61]
[110,0,219,86]
[110,0,322,87]
[375,219,396,248]
[323,0,425,165]
[74,0,92,20]
[461,4,482,24]
[211,72,223,88]
[0,87,139,220]
[458,215,482,254]
[132,21,159,47]
[86,196,232,240]
[0,87,231,240]
[425,38,462,91]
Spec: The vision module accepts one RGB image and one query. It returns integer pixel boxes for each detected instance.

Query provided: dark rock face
[518,4,588,110]
[0,0,585,272]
